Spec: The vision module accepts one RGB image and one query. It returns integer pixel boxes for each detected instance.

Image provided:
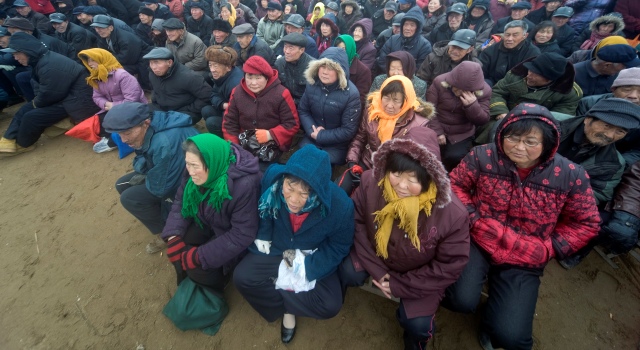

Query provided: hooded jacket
[166,31,208,72]
[565,0,616,34]
[251,144,355,281]
[298,47,362,163]
[489,58,583,117]
[450,103,600,268]
[352,127,470,318]
[478,39,541,86]
[338,0,363,34]
[133,110,199,198]
[427,61,492,144]
[574,14,625,52]
[464,6,494,49]
[161,143,261,275]
[416,40,481,85]
[370,50,428,97]
[96,25,152,66]
[12,32,97,121]
[349,18,377,70]
[377,6,432,70]
[222,70,300,152]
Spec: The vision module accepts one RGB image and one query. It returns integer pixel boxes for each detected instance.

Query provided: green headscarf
[181,133,236,227]
[335,34,359,66]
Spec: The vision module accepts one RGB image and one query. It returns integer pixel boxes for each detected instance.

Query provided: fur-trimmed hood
[439,61,487,96]
[372,127,451,208]
[305,47,350,89]
[509,56,576,94]
[589,14,625,35]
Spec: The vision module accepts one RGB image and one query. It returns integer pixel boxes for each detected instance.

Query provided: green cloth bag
[162,277,229,336]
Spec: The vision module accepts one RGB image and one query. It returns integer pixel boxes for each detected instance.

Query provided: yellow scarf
[368,75,421,143]
[78,48,123,89]
[373,174,437,259]
[310,3,325,25]
[222,3,237,27]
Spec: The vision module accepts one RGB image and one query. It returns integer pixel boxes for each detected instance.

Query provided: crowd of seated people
[0,0,638,349]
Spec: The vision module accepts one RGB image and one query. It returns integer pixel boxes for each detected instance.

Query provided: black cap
[449,29,476,49]
[212,18,232,33]
[189,2,205,10]
[511,2,532,10]
[284,13,305,28]
[162,18,184,29]
[384,1,398,12]
[1,32,44,53]
[0,27,9,37]
[587,98,640,130]
[282,32,307,48]
[82,5,108,15]
[523,53,567,81]
[90,14,113,28]
[49,13,67,23]
[470,0,489,11]
[267,1,283,11]
[12,0,29,7]
[3,18,35,31]
[103,102,152,133]
[392,13,404,26]
[138,6,154,16]
[231,23,255,35]
[447,3,467,15]
[553,6,574,18]
[142,47,174,60]
[72,6,85,15]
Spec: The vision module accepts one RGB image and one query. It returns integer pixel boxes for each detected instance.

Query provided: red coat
[223,72,300,152]
[24,0,55,14]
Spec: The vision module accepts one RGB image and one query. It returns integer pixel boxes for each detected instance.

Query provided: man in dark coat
[363,0,389,19]
[371,1,396,38]
[79,5,136,34]
[142,0,173,20]
[145,47,212,124]
[479,20,540,86]
[12,0,52,34]
[551,6,577,57]
[491,1,535,35]
[49,12,95,54]
[272,14,319,59]
[0,32,99,154]
[3,17,77,61]
[92,14,152,90]
[417,28,480,85]
[94,0,139,26]
[209,18,236,48]
[185,2,213,45]
[429,2,468,46]
[377,6,432,70]
[526,0,561,25]
[134,6,154,46]
[231,23,273,66]
[463,0,494,50]
[274,33,315,106]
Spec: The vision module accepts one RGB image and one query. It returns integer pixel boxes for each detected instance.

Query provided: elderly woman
[233,144,354,344]
[575,12,625,51]
[314,13,339,55]
[370,51,428,98]
[444,103,601,350]
[426,61,491,171]
[161,133,261,330]
[222,55,300,168]
[78,48,148,153]
[339,127,470,350]
[348,18,376,70]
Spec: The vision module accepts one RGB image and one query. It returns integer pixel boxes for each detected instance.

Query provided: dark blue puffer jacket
[376,6,432,70]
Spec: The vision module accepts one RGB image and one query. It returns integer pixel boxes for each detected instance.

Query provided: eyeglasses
[503,135,542,147]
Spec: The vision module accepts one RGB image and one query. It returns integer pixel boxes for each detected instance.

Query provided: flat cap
[587,98,640,130]
[142,47,174,60]
[162,17,184,29]
[82,6,108,15]
[138,6,154,17]
[267,1,283,11]
[3,18,35,31]
[12,0,29,7]
[326,2,339,12]
[49,13,67,23]
[0,27,9,37]
[553,6,574,18]
[384,1,398,12]
[597,44,640,68]
[282,32,307,48]
[511,2,532,10]
[189,2,205,10]
[151,19,164,31]
[231,23,255,35]
[283,14,305,28]
[72,6,85,15]
[103,102,152,133]
[90,14,113,28]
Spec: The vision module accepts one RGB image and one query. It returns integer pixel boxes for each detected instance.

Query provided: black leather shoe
[281,320,296,344]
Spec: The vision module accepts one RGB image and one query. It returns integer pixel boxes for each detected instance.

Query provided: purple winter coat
[349,18,377,70]
[161,144,262,275]
[92,68,148,114]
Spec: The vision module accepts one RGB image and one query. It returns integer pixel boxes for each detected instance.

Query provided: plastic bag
[111,132,135,159]
[275,249,317,293]
[64,115,101,142]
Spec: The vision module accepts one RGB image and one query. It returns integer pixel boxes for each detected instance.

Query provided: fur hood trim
[305,57,348,89]
[589,14,625,34]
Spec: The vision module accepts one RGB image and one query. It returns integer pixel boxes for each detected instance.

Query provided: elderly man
[162,18,207,73]
[372,1,396,38]
[142,0,173,20]
[145,47,211,124]
[105,102,198,254]
[272,14,318,59]
[232,23,273,66]
[375,12,402,52]
[479,20,540,86]
[526,0,561,24]
[49,12,94,53]
[491,1,535,35]
[257,1,284,50]
[551,7,576,57]
[377,6,431,70]
[275,33,315,106]
[92,14,152,90]
[3,17,76,61]
[185,2,213,45]
[0,32,98,155]
[201,45,243,136]
[12,0,51,34]
[463,0,494,49]
[209,18,235,48]
[134,6,155,46]
[417,29,480,85]
[574,44,640,97]
[78,5,135,34]
[429,3,468,45]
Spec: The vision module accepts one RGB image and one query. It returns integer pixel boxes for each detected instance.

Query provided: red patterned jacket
[449,103,600,268]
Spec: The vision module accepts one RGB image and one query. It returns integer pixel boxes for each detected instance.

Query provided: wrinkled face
[583,117,628,146]
[428,0,441,13]
[77,13,91,24]
[402,20,417,37]
[212,29,229,43]
[220,7,231,20]
[502,127,544,168]
[383,9,395,20]
[613,85,640,105]
[245,73,268,94]
[511,8,529,20]
[344,5,353,15]
[596,61,625,76]
[149,59,172,76]
[526,70,552,87]
[236,34,253,48]
[283,43,304,62]
[165,28,182,42]
[320,22,332,36]
[389,171,422,198]
[139,13,153,24]
[318,65,338,85]
[597,22,615,35]
[552,16,569,27]
[470,7,485,18]
[282,178,309,214]
[352,26,364,41]
[388,60,403,76]
[87,57,99,70]
[191,7,204,20]
[534,27,553,44]
[94,26,114,39]
[545,1,561,12]
[285,24,303,34]
[118,121,150,149]
[448,13,463,29]
[209,61,232,80]
[52,21,69,33]
[267,9,282,21]
[12,52,29,66]
[381,92,404,115]
[448,44,472,62]
[185,152,209,186]
[15,6,31,16]
[503,26,526,49]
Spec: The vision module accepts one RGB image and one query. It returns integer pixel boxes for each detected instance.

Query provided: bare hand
[437,134,446,145]
[222,102,229,110]
[496,113,507,120]
[310,125,324,140]
[104,101,113,110]
[372,273,393,299]
[459,90,477,106]
[255,129,271,143]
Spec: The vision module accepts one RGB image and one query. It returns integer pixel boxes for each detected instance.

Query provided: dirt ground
[0,105,639,350]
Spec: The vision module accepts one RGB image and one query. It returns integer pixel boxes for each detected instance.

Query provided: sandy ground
[0,105,639,350]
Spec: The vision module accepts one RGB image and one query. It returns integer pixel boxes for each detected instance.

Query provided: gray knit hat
[612,67,640,88]
[587,98,640,130]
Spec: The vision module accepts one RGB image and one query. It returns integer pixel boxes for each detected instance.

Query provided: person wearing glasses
[443,103,600,350]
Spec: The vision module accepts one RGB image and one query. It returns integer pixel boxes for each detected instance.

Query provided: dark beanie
[522,53,566,81]
[212,18,232,33]
[243,55,275,79]
[138,6,154,17]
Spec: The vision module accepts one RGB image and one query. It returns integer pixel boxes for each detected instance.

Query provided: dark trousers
[441,136,473,172]
[441,243,541,350]
[174,224,226,294]
[338,256,436,350]
[233,252,343,323]
[4,102,68,147]
[201,105,223,137]
[15,70,34,101]
[115,172,173,234]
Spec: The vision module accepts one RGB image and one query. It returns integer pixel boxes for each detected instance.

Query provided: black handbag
[238,129,282,162]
